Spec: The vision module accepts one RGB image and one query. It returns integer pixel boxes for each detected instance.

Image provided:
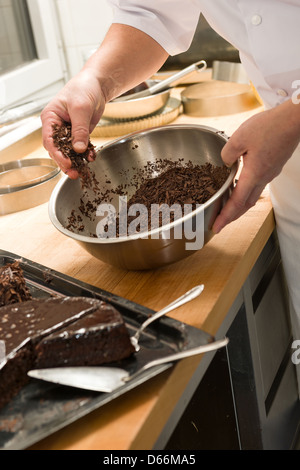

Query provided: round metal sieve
[0,158,60,195]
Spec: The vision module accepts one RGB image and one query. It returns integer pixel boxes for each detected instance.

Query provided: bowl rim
[49,124,238,244]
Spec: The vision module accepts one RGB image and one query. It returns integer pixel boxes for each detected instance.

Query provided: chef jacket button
[251,14,262,26]
[277,88,288,97]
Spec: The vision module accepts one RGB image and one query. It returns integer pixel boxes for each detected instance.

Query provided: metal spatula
[28,337,229,393]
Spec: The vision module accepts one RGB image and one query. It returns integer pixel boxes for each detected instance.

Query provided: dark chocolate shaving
[119,162,229,233]
[52,121,97,188]
[0,261,32,307]
[65,158,230,237]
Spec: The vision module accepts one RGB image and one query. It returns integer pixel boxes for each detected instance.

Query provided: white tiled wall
[55,0,113,78]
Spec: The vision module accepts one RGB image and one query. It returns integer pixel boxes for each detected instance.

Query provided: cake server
[28,337,229,393]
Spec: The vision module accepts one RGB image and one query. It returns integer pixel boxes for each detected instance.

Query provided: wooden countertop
[0,100,275,450]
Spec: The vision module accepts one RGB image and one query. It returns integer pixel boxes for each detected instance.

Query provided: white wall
[0,0,24,74]
[55,0,113,79]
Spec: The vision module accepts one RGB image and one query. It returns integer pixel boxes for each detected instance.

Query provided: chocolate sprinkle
[52,121,97,188]
[120,162,229,233]
[0,261,32,307]
[65,157,230,237]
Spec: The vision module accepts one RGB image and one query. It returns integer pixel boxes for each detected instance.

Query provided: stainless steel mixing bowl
[49,124,237,270]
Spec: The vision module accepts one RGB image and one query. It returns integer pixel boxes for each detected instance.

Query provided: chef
[41,0,300,390]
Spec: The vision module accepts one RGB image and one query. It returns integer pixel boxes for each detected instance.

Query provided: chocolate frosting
[0,297,103,358]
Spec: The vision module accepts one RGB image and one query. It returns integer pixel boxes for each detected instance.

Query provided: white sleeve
[107,0,201,56]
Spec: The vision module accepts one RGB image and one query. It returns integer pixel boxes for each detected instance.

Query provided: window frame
[0,0,65,109]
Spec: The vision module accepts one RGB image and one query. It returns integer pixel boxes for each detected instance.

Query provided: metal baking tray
[181,80,260,117]
[0,250,213,450]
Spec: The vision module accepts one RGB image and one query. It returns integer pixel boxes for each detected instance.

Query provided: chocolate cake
[34,306,134,368]
[0,261,32,307]
[0,297,134,410]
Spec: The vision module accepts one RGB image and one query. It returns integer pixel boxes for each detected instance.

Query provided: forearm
[83,24,169,102]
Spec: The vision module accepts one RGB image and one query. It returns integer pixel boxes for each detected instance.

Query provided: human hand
[212,101,300,233]
[41,69,105,179]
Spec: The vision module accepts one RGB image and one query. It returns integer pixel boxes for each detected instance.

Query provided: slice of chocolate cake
[0,297,134,410]
[0,261,32,307]
[34,304,134,368]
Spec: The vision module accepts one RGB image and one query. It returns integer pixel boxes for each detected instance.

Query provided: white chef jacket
[109,0,300,391]
[108,0,300,109]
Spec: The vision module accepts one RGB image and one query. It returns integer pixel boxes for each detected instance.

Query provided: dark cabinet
[165,231,300,450]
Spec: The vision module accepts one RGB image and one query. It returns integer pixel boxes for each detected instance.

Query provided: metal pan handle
[148,60,207,95]
[114,60,207,102]
[124,337,229,383]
